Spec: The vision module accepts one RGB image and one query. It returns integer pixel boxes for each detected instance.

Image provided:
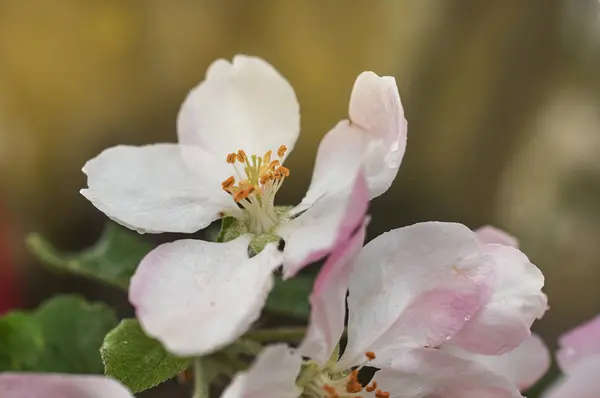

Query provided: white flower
[81,55,407,356]
[222,222,548,398]
[0,373,133,398]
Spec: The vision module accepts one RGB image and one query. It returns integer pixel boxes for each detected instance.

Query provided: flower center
[221,145,290,235]
[301,352,390,398]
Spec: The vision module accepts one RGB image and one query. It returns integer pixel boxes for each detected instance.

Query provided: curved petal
[449,245,547,355]
[0,374,133,398]
[129,236,282,356]
[278,124,369,278]
[298,222,367,366]
[338,222,492,369]
[374,347,523,398]
[476,226,519,248]
[349,71,407,199]
[542,357,600,398]
[81,144,233,233]
[443,334,551,392]
[221,344,302,398]
[177,55,300,160]
[556,315,600,373]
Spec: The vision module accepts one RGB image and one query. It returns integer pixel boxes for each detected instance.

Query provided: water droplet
[464,315,472,321]
[445,335,452,341]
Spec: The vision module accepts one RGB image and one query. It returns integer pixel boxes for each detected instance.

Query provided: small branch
[192,358,209,398]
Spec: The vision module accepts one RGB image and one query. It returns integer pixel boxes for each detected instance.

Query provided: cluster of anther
[221,145,290,203]
[321,352,390,398]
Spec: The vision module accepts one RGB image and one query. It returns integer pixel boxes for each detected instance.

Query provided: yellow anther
[226,153,238,164]
[236,149,247,163]
[277,145,287,158]
[233,186,255,202]
[365,351,376,361]
[279,166,290,177]
[263,150,272,164]
[221,176,235,191]
[268,160,280,170]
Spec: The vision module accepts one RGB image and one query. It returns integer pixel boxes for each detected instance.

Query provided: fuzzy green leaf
[0,295,117,373]
[101,319,191,393]
[26,222,152,290]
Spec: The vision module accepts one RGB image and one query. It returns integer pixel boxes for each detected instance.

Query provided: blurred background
[0,0,599,395]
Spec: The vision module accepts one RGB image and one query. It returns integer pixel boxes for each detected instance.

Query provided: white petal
[449,244,547,355]
[279,124,368,278]
[443,334,551,392]
[338,222,492,369]
[129,236,282,356]
[221,344,302,398]
[349,71,407,199]
[298,222,367,366]
[177,55,300,160]
[476,226,519,248]
[0,374,133,398]
[375,347,523,398]
[81,144,233,233]
[542,356,600,398]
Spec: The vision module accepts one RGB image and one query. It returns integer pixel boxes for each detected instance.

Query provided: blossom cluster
[0,55,594,398]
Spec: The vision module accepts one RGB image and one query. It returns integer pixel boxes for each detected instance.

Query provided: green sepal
[216,217,248,243]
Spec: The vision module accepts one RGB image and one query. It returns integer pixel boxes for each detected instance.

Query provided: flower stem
[244,327,307,343]
[192,358,209,398]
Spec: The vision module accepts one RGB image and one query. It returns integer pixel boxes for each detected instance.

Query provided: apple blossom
[0,373,133,398]
[222,222,548,398]
[542,315,600,398]
[81,55,407,356]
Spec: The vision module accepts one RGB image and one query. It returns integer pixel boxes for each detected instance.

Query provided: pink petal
[177,55,300,160]
[542,356,600,398]
[349,71,408,199]
[221,344,302,398]
[129,235,282,356]
[475,226,519,248]
[443,334,551,392]
[449,245,547,355]
[298,221,367,366]
[0,374,133,398]
[374,347,523,398]
[278,124,369,278]
[556,315,600,373]
[81,144,232,234]
[338,222,492,369]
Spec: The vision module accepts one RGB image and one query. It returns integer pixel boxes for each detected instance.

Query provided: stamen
[375,390,390,398]
[323,385,339,398]
[345,369,363,394]
[221,176,235,191]
[263,150,272,163]
[237,149,247,163]
[278,144,287,158]
[226,152,237,164]
[365,351,376,361]
[366,381,378,392]
[279,166,290,177]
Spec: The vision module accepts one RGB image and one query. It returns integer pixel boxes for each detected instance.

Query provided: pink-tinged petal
[443,334,551,392]
[338,222,492,369]
[374,347,523,398]
[556,315,600,373]
[0,374,133,398]
[542,356,600,398]
[81,144,233,234]
[298,222,367,366]
[129,235,282,356]
[177,55,300,160]
[278,126,369,278]
[221,344,302,398]
[349,71,407,199]
[449,245,547,355]
[476,226,519,248]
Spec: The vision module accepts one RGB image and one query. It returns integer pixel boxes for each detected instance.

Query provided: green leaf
[26,222,152,290]
[101,319,191,393]
[0,312,44,370]
[0,295,118,374]
[265,274,314,318]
